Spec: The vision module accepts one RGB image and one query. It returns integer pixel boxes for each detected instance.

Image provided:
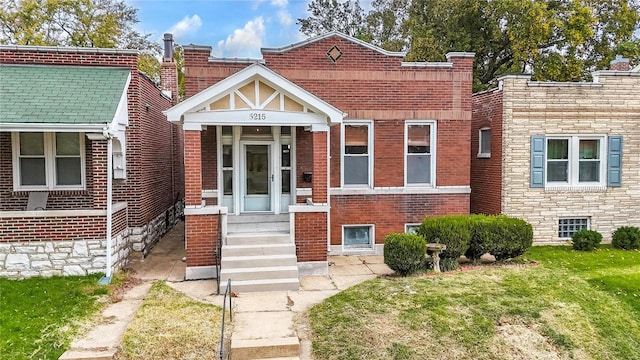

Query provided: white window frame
[558,217,590,239]
[404,120,437,187]
[545,135,606,188]
[405,223,421,235]
[341,120,374,188]
[12,132,86,191]
[478,127,491,158]
[342,224,375,250]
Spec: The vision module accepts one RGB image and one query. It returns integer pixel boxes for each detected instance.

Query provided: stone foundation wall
[130,200,184,256]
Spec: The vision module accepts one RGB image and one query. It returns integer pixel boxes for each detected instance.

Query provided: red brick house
[166,32,473,291]
[0,38,184,280]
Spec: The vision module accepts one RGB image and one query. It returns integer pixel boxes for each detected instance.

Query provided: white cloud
[166,15,202,40]
[271,0,288,7]
[217,17,266,58]
[277,9,293,26]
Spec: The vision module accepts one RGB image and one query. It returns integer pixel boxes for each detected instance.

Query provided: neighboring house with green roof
[0,40,184,280]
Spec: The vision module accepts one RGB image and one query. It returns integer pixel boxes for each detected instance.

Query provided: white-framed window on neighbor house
[405,223,421,235]
[405,121,436,186]
[546,136,605,186]
[478,127,491,158]
[558,218,589,238]
[343,225,374,249]
[342,121,373,187]
[12,132,85,191]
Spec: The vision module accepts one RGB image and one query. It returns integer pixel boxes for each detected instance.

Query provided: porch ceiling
[164,63,345,130]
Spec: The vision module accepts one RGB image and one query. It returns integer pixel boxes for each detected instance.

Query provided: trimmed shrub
[467,215,533,261]
[439,258,460,272]
[571,229,602,251]
[383,233,427,276]
[612,226,640,250]
[418,215,471,271]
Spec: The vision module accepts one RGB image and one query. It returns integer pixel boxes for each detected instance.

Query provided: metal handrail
[216,210,222,295]
[219,278,233,360]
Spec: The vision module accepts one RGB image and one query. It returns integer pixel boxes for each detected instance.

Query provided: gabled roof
[164,62,345,127]
[261,31,406,57]
[0,64,130,130]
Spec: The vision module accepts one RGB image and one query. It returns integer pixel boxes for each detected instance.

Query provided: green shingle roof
[0,64,130,125]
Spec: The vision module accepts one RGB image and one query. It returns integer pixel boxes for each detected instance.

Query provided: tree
[364,0,410,52]
[0,0,162,78]
[297,0,367,38]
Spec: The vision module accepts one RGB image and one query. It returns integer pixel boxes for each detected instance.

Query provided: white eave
[164,63,345,128]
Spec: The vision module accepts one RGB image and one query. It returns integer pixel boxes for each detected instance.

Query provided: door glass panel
[281,144,291,167]
[246,145,269,195]
[281,170,291,194]
[223,170,233,195]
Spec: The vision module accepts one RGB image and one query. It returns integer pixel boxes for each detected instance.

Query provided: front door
[243,144,271,212]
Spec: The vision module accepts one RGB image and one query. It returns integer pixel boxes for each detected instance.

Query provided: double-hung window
[406,121,435,185]
[546,136,604,186]
[478,128,491,158]
[531,134,623,189]
[342,121,372,187]
[13,132,85,190]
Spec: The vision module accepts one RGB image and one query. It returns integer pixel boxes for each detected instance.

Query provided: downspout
[326,128,331,252]
[99,127,114,284]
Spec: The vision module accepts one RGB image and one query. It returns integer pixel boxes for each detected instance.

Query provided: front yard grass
[115,281,226,360]
[309,246,640,359]
[0,274,109,360]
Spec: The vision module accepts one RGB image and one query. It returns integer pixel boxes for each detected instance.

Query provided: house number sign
[249,112,267,121]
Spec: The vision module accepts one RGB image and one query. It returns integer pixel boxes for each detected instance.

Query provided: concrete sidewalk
[60,221,394,359]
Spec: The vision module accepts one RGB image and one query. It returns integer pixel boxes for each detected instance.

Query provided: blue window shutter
[530,135,545,188]
[608,136,623,187]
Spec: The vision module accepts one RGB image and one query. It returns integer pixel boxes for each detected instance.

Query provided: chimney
[610,54,630,71]
[161,33,179,102]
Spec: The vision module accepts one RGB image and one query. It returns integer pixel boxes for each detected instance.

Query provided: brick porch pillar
[311,130,328,204]
[184,130,202,206]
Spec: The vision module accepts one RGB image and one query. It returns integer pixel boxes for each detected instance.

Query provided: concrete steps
[221,214,299,293]
[231,337,300,360]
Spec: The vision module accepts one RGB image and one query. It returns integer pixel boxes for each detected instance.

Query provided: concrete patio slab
[288,290,340,313]
[366,263,394,275]
[329,255,364,266]
[299,276,336,291]
[359,255,385,264]
[233,292,290,312]
[329,264,373,276]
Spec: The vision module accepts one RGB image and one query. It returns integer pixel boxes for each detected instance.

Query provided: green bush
[439,258,460,272]
[383,233,427,276]
[467,215,533,261]
[612,226,640,250]
[418,215,471,262]
[571,229,602,251]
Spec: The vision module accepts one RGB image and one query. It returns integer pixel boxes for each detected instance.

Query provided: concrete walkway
[60,222,394,360]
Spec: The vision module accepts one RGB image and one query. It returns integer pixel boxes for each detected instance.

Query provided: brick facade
[471,73,640,243]
[180,33,473,272]
[0,46,184,277]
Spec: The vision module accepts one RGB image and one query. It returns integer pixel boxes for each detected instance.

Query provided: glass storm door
[243,144,271,212]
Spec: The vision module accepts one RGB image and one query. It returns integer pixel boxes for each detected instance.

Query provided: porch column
[91,140,107,209]
[311,130,328,204]
[184,130,202,206]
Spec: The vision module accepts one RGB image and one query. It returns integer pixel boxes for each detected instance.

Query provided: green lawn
[0,274,110,360]
[309,246,640,360]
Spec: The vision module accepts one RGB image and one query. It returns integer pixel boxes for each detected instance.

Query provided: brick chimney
[610,55,630,71]
[161,33,179,102]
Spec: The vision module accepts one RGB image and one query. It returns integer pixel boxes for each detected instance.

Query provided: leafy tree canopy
[299,0,640,90]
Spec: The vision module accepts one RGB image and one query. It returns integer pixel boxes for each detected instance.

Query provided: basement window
[343,225,374,249]
[558,218,589,238]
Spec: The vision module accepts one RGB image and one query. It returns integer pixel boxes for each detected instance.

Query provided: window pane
[345,125,368,154]
[480,129,491,154]
[281,126,291,136]
[579,140,599,160]
[56,158,82,185]
[344,226,371,247]
[579,161,600,182]
[408,125,430,154]
[20,133,44,155]
[547,139,568,160]
[222,145,233,168]
[242,126,271,135]
[407,154,431,184]
[223,170,233,195]
[56,133,80,155]
[281,170,291,194]
[222,126,233,135]
[547,161,568,182]
[344,156,368,185]
[20,158,46,185]
[281,144,291,167]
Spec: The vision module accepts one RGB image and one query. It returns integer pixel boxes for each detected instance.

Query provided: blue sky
[128,0,330,58]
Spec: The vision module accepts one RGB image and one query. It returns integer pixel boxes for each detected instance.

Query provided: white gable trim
[164,63,345,126]
[261,31,406,58]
